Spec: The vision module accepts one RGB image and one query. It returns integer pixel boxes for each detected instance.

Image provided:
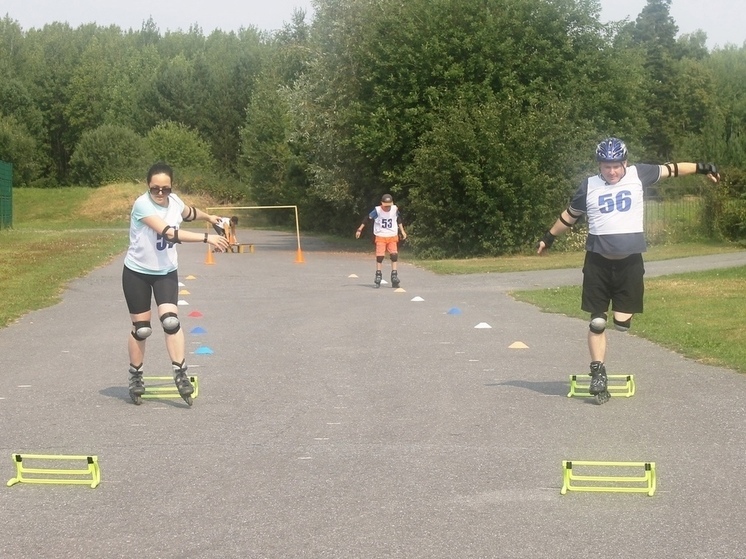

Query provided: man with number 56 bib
[537,138,719,401]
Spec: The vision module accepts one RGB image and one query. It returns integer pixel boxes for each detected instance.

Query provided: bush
[69,125,150,186]
[175,168,249,205]
[702,167,746,242]
[717,200,746,241]
[146,122,216,173]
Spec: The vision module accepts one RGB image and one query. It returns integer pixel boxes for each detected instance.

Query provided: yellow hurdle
[141,376,199,400]
[7,453,101,489]
[567,374,636,398]
[561,460,656,496]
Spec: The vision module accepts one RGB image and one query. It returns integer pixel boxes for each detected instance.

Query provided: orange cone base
[205,247,215,265]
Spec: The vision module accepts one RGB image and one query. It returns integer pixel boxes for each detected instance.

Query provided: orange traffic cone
[205,246,215,265]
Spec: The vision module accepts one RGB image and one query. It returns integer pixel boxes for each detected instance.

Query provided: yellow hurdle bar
[7,454,101,489]
[561,460,656,496]
[567,374,636,398]
[141,376,199,399]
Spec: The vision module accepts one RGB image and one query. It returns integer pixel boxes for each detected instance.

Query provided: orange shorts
[374,236,399,257]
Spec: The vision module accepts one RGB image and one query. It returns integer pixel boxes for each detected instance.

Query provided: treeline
[1,0,745,255]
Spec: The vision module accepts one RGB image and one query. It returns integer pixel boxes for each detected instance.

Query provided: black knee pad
[131,321,152,341]
[613,317,632,332]
[376,255,385,263]
[390,252,398,262]
[589,313,607,334]
[160,312,181,335]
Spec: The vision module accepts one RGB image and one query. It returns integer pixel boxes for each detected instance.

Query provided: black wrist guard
[541,231,556,249]
[696,162,718,175]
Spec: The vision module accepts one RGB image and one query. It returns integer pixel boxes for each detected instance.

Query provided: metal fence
[644,196,704,244]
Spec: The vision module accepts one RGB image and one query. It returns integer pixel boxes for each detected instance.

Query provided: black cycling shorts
[122,265,179,314]
[581,252,645,315]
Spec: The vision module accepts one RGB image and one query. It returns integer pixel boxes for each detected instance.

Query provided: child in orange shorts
[355,194,407,288]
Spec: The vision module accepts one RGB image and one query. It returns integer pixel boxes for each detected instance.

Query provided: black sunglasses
[149,186,172,195]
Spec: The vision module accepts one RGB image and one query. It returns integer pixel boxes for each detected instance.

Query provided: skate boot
[589,361,610,404]
[172,360,194,406]
[128,363,146,405]
[391,270,400,288]
[374,270,382,288]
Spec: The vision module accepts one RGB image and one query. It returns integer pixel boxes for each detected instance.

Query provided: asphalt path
[1,230,745,558]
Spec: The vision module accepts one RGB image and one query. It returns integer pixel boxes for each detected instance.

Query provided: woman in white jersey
[122,162,230,405]
[537,138,719,402]
[355,193,408,288]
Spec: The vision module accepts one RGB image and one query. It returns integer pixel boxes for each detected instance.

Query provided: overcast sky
[3,0,744,49]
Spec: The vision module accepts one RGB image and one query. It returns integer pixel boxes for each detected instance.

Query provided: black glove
[696,162,718,176]
[539,231,555,249]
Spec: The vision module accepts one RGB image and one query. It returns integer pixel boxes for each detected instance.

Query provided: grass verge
[511,266,746,373]
[0,229,129,327]
[414,242,744,274]
[0,184,217,327]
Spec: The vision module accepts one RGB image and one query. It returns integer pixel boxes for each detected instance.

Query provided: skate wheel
[595,391,611,405]
[131,395,142,406]
[182,395,193,406]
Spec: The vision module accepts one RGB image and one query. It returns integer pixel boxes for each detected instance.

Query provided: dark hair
[147,162,174,184]
[230,216,239,225]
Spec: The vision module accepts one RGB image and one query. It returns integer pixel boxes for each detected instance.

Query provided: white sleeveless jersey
[370,204,400,238]
[585,167,645,235]
[570,164,660,255]
[123,192,186,274]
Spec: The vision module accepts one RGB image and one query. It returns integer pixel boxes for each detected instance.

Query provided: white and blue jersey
[123,192,186,275]
[569,164,660,256]
[369,204,400,238]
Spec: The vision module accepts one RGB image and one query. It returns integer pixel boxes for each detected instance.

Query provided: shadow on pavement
[488,379,569,397]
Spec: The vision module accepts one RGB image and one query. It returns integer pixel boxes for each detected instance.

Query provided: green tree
[0,16,25,75]
[136,53,200,132]
[65,28,159,136]
[0,115,43,186]
[707,45,746,167]
[294,0,647,247]
[193,29,265,175]
[622,0,688,159]
[20,22,99,182]
[404,95,582,257]
[239,12,312,215]
[240,77,305,207]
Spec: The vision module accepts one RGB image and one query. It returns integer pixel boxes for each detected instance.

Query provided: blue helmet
[595,137,628,162]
